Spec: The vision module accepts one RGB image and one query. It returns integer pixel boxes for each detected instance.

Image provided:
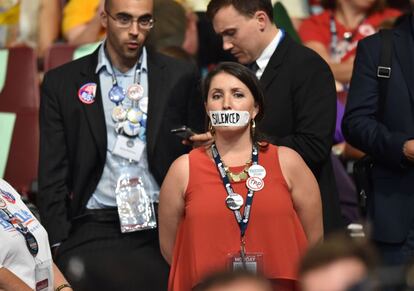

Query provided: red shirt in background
[299,8,401,62]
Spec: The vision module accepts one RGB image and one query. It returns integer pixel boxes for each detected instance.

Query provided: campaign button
[246,177,264,191]
[78,83,97,104]
[247,165,266,179]
[127,84,144,101]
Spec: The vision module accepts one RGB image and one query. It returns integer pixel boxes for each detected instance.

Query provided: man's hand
[183,132,214,148]
[403,140,414,162]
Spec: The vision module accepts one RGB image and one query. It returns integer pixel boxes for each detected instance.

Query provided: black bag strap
[377,29,393,119]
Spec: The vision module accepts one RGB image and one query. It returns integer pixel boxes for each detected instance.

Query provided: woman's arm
[278,146,323,245]
[62,0,104,45]
[37,0,61,58]
[0,267,32,291]
[53,263,72,290]
[158,154,189,265]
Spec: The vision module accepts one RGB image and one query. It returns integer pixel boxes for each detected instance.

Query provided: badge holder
[35,258,53,291]
[115,172,156,233]
[227,252,264,273]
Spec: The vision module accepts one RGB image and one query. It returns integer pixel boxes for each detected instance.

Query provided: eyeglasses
[105,10,155,30]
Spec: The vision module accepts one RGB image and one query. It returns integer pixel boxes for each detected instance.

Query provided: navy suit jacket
[343,16,414,243]
[38,48,205,245]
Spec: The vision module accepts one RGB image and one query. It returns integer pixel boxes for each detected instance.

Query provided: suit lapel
[393,16,414,101]
[260,33,291,90]
[79,49,107,160]
[146,51,167,157]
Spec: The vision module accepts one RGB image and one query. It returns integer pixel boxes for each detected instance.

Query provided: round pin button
[248,165,266,179]
[127,84,144,101]
[112,105,127,122]
[138,97,148,114]
[126,139,135,148]
[246,176,264,191]
[108,85,125,103]
[127,108,143,124]
[123,121,141,136]
[115,121,125,134]
[225,193,244,211]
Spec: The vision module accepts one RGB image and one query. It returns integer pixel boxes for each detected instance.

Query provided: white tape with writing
[209,110,250,127]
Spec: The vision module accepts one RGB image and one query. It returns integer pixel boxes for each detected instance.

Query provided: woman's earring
[251,119,256,137]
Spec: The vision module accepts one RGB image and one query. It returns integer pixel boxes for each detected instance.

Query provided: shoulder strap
[377,29,393,119]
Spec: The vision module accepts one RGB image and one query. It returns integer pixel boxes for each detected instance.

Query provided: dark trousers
[375,226,414,267]
[55,210,169,291]
[372,221,414,290]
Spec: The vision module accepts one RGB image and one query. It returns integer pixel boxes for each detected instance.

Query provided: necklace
[224,160,251,182]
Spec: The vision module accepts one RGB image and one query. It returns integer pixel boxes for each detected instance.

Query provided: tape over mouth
[209,110,250,127]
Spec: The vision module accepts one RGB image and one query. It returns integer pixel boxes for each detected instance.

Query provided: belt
[73,208,119,224]
[72,203,159,224]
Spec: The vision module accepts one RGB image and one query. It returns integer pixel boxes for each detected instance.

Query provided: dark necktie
[248,61,259,74]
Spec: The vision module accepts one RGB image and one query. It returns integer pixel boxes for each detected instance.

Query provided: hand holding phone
[170,126,197,140]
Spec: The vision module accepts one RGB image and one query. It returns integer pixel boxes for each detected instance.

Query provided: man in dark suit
[342,13,414,265]
[206,0,342,233]
[38,0,204,289]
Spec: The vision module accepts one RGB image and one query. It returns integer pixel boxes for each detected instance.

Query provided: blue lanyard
[105,47,143,105]
[211,143,259,238]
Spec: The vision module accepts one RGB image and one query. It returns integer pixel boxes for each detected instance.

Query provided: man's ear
[255,10,268,31]
[101,11,108,29]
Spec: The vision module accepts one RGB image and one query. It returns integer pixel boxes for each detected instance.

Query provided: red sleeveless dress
[168,145,308,291]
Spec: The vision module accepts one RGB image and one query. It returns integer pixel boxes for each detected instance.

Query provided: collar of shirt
[95,40,148,76]
[255,29,283,79]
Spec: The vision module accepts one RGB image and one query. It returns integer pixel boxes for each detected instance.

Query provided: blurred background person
[146,0,187,52]
[0,0,61,59]
[0,178,70,291]
[37,0,62,59]
[273,0,310,30]
[299,0,400,158]
[299,232,378,291]
[159,62,322,291]
[298,0,402,228]
[62,0,105,45]
[193,270,273,291]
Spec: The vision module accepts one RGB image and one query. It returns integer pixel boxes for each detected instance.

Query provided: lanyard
[109,62,142,90]
[105,47,143,105]
[0,199,39,256]
[105,46,147,141]
[329,14,365,58]
[211,143,259,238]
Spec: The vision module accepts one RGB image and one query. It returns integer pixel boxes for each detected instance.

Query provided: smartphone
[170,126,197,139]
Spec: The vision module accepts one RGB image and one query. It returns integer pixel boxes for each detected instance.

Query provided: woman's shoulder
[170,148,209,175]
[170,154,190,172]
[188,146,211,161]
[277,146,305,166]
[0,179,22,200]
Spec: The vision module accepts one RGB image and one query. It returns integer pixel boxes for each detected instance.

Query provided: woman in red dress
[159,62,323,291]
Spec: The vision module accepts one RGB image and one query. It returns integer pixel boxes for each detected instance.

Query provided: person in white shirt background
[0,179,70,291]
